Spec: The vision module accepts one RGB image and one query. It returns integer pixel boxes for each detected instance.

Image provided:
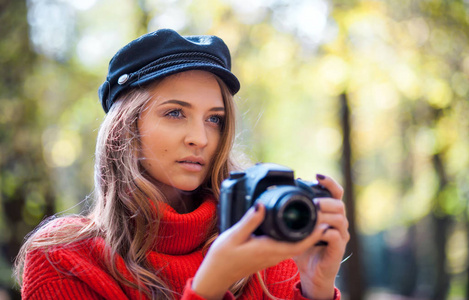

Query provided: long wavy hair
[14,75,251,299]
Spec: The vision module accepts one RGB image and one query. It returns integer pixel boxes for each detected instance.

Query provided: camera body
[218,163,331,242]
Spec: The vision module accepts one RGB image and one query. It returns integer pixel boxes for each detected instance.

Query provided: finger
[316,174,344,200]
[300,223,331,249]
[319,227,350,250]
[245,222,330,259]
[316,213,349,239]
[229,203,265,242]
[314,198,346,215]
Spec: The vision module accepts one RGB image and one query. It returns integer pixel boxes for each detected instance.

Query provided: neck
[157,183,201,214]
[171,191,202,214]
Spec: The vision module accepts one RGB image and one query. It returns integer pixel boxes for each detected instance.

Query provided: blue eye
[208,115,224,125]
[166,109,183,118]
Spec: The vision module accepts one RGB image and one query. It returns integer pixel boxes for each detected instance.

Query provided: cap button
[118,74,129,85]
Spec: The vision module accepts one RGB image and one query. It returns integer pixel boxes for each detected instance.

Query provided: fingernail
[313,199,321,211]
[316,174,326,180]
[254,203,260,212]
[319,223,329,233]
[322,226,329,234]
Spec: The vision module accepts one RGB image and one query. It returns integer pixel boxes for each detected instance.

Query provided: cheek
[139,137,167,167]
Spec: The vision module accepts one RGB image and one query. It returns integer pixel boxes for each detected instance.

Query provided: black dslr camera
[218,163,331,242]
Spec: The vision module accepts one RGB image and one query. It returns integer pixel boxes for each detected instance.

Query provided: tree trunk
[339,93,365,300]
[465,196,469,300]
[0,1,55,299]
[431,153,451,300]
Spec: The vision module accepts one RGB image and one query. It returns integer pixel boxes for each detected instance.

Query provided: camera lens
[282,201,310,230]
[256,186,317,241]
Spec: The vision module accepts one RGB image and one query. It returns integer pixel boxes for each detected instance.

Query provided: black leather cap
[98,29,240,113]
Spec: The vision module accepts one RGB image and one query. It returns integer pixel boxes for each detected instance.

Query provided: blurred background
[1,0,468,299]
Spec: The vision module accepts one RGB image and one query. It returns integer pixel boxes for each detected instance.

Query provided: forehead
[147,70,224,107]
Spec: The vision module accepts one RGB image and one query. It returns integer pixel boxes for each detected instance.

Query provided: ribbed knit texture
[22,197,341,300]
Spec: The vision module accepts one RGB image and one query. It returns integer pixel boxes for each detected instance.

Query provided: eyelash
[164,109,225,126]
[208,114,224,125]
[165,108,184,119]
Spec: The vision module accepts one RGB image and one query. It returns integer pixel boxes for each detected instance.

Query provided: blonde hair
[14,75,251,299]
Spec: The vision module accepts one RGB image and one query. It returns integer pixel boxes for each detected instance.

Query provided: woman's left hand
[293,174,349,300]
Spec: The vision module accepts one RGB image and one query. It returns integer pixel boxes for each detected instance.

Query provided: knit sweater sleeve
[264,259,341,300]
[292,281,341,300]
[22,245,129,300]
[25,277,105,300]
[181,278,235,300]
[180,277,340,300]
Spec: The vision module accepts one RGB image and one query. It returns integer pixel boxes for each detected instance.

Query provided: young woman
[15,29,349,300]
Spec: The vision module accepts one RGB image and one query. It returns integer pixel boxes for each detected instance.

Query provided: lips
[176,157,206,172]
[178,160,202,165]
[177,156,205,165]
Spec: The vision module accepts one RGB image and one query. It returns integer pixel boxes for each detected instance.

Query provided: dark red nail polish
[316,174,326,180]
[254,203,260,212]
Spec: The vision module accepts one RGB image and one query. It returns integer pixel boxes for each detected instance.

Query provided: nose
[184,120,208,148]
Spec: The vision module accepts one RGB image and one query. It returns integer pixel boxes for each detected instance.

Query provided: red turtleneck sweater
[22,197,341,299]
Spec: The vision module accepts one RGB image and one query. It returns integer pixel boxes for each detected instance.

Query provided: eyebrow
[160,99,225,112]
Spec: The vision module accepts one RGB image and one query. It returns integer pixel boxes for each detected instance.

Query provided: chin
[175,179,209,193]
[169,180,199,191]
[177,184,203,192]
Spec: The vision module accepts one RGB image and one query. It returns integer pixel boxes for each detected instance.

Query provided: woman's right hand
[191,203,330,300]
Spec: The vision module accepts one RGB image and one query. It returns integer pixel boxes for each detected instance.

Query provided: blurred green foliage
[1,0,469,299]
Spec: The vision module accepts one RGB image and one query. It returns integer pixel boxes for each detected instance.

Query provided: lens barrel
[256,186,318,241]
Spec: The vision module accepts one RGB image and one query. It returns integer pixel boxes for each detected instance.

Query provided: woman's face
[138,70,225,193]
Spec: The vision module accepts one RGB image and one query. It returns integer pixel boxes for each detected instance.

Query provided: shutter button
[118,74,129,85]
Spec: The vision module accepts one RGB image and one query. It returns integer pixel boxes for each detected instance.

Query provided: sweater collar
[155,196,217,255]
